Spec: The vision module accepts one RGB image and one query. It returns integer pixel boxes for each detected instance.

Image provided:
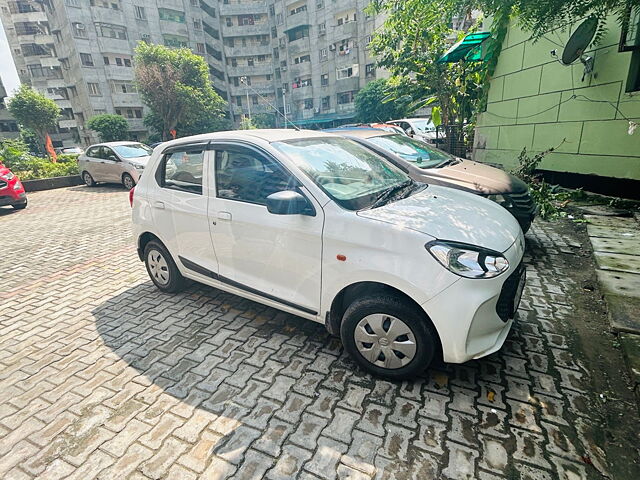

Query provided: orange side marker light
[337,254,347,262]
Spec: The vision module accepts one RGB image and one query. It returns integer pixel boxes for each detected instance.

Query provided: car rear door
[81,146,102,180]
[206,142,323,317]
[100,146,123,183]
[152,142,219,277]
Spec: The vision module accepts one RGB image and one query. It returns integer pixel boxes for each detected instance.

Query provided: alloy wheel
[123,174,135,190]
[147,249,170,285]
[354,313,417,369]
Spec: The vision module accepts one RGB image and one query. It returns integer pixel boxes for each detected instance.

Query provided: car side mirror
[108,155,119,161]
[266,191,314,216]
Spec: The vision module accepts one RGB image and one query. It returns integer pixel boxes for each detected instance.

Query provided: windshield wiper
[368,179,414,209]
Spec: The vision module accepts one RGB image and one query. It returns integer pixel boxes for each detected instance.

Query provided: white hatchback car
[79,142,153,189]
[131,129,526,379]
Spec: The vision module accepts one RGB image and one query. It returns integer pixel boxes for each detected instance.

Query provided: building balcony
[288,61,312,78]
[104,65,135,80]
[40,57,60,68]
[90,8,125,25]
[287,37,310,55]
[336,103,355,114]
[224,43,271,57]
[226,63,273,76]
[12,11,47,23]
[285,12,311,31]
[334,21,358,40]
[222,23,270,37]
[55,100,72,109]
[97,36,132,53]
[45,79,66,88]
[229,83,274,95]
[232,103,275,115]
[33,34,55,45]
[126,118,145,130]
[159,21,189,37]
[336,76,360,91]
[111,93,142,107]
[59,119,78,129]
[290,84,312,100]
[219,1,267,15]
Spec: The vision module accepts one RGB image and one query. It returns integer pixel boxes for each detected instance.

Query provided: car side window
[160,149,204,194]
[86,146,99,157]
[214,148,297,205]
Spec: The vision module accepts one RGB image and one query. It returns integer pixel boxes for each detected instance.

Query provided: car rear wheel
[340,295,437,379]
[144,240,186,293]
[122,173,135,190]
[82,171,96,187]
[12,200,27,210]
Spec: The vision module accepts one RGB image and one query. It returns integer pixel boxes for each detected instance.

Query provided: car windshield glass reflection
[112,144,153,158]
[411,119,436,132]
[273,137,413,210]
[367,135,453,168]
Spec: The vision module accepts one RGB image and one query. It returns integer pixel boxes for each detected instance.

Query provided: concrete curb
[22,175,83,192]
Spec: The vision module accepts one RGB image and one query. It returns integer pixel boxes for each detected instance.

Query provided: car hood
[417,159,528,195]
[126,156,151,167]
[357,185,520,252]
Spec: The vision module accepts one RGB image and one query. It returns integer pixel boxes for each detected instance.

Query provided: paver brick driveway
[1,186,638,479]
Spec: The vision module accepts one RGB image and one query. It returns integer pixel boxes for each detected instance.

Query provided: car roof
[157,129,337,149]
[88,141,146,148]
[323,127,394,139]
[389,118,432,123]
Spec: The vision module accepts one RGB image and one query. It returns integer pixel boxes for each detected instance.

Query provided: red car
[0,163,27,210]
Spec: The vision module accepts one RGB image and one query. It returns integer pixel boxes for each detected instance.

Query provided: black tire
[340,294,437,379]
[122,173,135,190]
[12,200,27,210]
[82,171,96,187]
[143,240,186,293]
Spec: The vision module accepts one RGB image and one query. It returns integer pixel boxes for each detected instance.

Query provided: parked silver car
[78,142,153,189]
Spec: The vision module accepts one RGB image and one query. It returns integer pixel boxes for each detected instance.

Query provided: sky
[0,19,21,95]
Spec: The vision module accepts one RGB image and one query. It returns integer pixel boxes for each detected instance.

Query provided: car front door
[207,143,323,317]
[153,143,219,277]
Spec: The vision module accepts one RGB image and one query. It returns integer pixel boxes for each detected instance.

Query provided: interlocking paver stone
[1,186,638,480]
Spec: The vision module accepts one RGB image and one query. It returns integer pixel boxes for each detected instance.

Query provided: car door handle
[217,211,232,221]
[153,201,165,209]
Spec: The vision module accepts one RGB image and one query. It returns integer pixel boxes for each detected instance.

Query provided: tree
[7,84,60,154]
[134,42,227,140]
[239,116,257,130]
[369,1,486,155]
[87,114,129,142]
[252,113,276,129]
[354,78,411,123]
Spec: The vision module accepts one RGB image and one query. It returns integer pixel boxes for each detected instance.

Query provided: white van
[130,130,525,378]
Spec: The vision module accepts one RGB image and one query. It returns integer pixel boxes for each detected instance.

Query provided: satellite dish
[561,17,598,65]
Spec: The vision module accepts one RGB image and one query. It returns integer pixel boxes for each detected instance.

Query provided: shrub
[0,139,79,180]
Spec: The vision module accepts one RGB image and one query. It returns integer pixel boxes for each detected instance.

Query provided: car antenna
[239,78,301,131]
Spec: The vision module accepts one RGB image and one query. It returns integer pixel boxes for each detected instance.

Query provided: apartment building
[0,77,19,140]
[0,0,383,146]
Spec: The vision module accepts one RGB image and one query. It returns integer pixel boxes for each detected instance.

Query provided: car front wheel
[144,240,186,293]
[122,173,135,190]
[340,295,437,379]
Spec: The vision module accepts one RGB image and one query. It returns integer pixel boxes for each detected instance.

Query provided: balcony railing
[222,22,270,37]
[226,63,273,76]
[219,1,267,15]
[223,43,271,57]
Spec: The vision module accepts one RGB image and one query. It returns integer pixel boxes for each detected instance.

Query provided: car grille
[508,191,535,214]
[496,262,525,322]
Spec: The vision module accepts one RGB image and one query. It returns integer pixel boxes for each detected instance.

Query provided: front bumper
[0,185,27,206]
[421,234,526,364]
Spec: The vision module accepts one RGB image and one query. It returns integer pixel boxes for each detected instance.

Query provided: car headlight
[0,172,15,181]
[426,240,509,279]
[13,181,22,190]
[133,164,145,170]
[487,194,513,208]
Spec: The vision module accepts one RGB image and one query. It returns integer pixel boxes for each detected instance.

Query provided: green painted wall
[473,17,640,181]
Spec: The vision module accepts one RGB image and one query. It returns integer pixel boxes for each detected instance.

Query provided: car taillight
[129,187,135,207]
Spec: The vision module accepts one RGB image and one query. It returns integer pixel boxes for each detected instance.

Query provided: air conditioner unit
[76,24,86,30]
[329,44,336,51]
[281,66,287,71]
[314,108,320,114]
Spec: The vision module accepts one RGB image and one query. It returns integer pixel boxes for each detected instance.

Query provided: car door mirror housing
[266,191,314,216]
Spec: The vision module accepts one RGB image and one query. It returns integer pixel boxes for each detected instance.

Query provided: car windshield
[410,119,436,133]
[367,134,454,168]
[111,144,153,158]
[272,137,413,210]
